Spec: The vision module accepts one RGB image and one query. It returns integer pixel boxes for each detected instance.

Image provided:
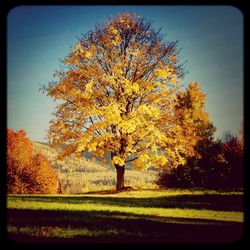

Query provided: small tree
[156,83,214,189]
[43,12,208,190]
[7,128,59,194]
[7,128,33,193]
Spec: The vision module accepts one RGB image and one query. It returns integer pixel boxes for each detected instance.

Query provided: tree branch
[89,116,102,135]
[125,156,139,163]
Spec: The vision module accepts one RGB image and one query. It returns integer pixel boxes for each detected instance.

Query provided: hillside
[32,142,157,193]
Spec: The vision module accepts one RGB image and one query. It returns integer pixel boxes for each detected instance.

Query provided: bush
[7,128,59,194]
[156,133,243,190]
[221,132,243,190]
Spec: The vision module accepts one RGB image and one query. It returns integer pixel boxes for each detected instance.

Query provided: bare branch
[125,156,138,163]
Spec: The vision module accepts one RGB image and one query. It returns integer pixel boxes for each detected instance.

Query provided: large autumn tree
[43,12,209,190]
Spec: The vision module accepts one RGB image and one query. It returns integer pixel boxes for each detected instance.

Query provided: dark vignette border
[0,0,248,249]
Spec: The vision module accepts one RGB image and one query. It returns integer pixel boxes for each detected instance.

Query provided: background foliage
[7,129,59,194]
[33,141,157,193]
[156,130,243,190]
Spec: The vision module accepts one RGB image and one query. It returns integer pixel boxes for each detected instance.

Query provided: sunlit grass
[7,189,243,242]
[8,201,243,223]
[7,190,243,223]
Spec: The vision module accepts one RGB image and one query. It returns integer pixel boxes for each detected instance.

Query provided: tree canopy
[43,12,210,190]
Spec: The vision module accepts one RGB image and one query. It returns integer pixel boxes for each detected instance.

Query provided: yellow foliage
[85,51,92,58]
[44,12,210,173]
[111,156,125,166]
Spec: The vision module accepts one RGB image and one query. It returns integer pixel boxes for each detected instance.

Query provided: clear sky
[7,5,243,142]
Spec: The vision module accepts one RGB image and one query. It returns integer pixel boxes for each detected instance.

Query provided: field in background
[33,142,157,193]
[7,189,243,243]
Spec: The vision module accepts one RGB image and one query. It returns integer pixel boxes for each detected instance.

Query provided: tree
[221,131,243,190]
[43,12,208,190]
[156,84,216,189]
[7,128,33,193]
[173,83,220,188]
[7,128,59,194]
[156,129,244,190]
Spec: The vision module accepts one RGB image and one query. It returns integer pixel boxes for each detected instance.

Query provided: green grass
[7,189,244,243]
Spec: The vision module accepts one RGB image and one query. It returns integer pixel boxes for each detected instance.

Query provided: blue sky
[7,5,243,142]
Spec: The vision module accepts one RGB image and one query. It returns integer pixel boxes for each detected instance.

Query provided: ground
[7,189,243,243]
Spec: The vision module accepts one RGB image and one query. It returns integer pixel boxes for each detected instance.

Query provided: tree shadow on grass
[7,208,243,243]
[10,193,243,211]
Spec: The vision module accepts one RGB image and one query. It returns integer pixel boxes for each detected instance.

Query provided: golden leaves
[153,155,168,167]
[109,26,119,35]
[88,141,97,152]
[118,119,137,134]
[169,55,177,64]
[111,156,125,166]
[76,143,85,153]
[85,51,92,58]
[64,57,71,65]
[136,104,162,119]
[99,102,122,123]
[155,67,176,84]
[44,12,210,172]
[85,79,94,94]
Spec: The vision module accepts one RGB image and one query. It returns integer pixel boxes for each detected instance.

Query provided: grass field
[7,189,244,243]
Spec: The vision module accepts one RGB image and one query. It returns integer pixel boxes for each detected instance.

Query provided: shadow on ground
[7,208,243,243]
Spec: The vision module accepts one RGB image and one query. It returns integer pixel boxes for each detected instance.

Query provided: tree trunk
[115,164,125,190]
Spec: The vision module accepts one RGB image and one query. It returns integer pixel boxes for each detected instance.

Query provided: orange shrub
[30,154,59,193]
[7,128,59,194]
